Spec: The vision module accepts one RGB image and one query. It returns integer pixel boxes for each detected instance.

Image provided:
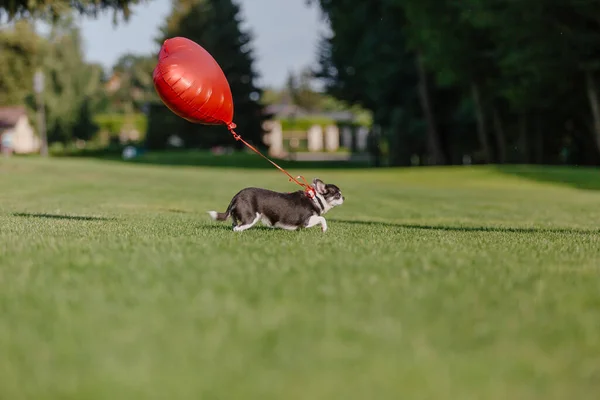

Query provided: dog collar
[306,188,325,211]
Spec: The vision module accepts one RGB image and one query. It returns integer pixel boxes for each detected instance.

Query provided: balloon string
[226,122,316,198]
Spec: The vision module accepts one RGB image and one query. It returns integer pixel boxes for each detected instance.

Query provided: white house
[261,103,366,157]
[0,106,40,154]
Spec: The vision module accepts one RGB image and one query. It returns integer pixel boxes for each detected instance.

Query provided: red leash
[227,123,316,198]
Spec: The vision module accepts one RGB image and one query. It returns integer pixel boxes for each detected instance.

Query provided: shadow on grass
[495,165,600,191]
[201,223,303,233]
[164,208,192,214]
[332,219,600,235]
[55,148,373,170]
[12,212,114,221]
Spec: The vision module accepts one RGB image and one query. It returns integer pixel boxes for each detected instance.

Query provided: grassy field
[1,154,599,399]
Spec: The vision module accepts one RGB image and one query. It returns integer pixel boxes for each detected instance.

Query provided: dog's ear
[312,178,326,194]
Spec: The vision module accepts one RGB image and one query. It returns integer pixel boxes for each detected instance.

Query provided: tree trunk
[585,69,600,156]
[388,108,411,166]
[415,51,446,165]
[534,113,543,164]
[519,114,530,164]
[368,124,383,168]
[470,82,492,163]
[492,106,507,164]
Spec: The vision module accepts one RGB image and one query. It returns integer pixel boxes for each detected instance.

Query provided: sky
[67,0,330,89]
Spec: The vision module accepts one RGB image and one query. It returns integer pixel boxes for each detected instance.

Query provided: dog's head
[312,178,345,211]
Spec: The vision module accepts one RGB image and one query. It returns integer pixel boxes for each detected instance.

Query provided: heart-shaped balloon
[152,37,234,127]
[151,37,315,197]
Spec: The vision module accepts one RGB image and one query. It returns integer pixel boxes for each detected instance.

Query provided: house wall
[11,115,40,154]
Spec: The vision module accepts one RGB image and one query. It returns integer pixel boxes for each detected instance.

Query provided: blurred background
[1,0,600,168]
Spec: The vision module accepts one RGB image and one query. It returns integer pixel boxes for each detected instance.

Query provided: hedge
[94,113,148,138]
[278,117,336,131]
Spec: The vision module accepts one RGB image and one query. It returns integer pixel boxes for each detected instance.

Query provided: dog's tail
[208,210,229,221]
[208,191,242,222]
[208,199,235,221]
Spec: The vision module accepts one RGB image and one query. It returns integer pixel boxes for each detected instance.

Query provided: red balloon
[152,38,315,196]
[152,37,234,127]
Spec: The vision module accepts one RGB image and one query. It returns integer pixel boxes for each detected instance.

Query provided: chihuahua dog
[208,178,344,232]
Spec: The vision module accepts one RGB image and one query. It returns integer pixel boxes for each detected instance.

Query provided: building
[261,103,369,159]
[0,106,40,154]
[263,104,355,123]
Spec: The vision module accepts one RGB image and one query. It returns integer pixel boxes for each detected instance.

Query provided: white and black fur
[207,178,344,232]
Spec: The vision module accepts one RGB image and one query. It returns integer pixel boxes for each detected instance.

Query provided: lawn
[1,154,599,400]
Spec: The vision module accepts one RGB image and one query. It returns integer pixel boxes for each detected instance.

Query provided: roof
[264,104,307,118]
[0,106,27,129]
[264,103,356,122]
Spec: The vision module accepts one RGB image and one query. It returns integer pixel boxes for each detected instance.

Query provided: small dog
[208,178,344,232]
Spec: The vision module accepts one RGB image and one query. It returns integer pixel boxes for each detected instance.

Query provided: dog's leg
[306,215,327,232]
[233,212,261,232]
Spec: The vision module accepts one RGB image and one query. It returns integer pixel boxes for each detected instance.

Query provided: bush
[94,113,147,140]
[278,116,372,132]
[279,117,336,131]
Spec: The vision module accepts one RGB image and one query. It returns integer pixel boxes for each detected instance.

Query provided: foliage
[144,101,184,150]
[105,53,158,114]
[259,87,284,106]
[0,15,105,144]
[310,0,435,166]
[72,98,99,141]
[94,112,147,137]
[38,16,104,143]
[285,66,323,112]
[277,115,370,132]
[0,0,147,22]
[278,116,336,131]
[309,0,600,166]
[261,66,374,128]
[0,20,44,107]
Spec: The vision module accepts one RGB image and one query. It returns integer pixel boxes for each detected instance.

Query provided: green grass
[53,147,371,169]
[1,155,599,400]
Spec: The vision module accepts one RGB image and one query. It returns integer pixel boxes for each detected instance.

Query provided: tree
[148,0,267,150]
[260,87,285,106]
[1,0,147,23]
[400,0,502,163]
[310,0,444,165]
[0,15,104,145]
[0,19,43,107]
[107,53,158,114]
[72,97,99,141]
[39,16,103,143]
[286,67,323,112]
[463,0,600,164]
[310,0,600,166]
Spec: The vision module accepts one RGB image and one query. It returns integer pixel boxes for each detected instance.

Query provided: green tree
[311,0,600,166]
[40,17,103,143]
[107,53,158,114]
[72,97,99,141]
[286,67,323,112]
[148,0,267,150]
[1,0,147,22]
[400,0,503,163]
[311,0,444,165]
[0,20,43,107]
[260,87,284,105]
[463,0,600,164]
